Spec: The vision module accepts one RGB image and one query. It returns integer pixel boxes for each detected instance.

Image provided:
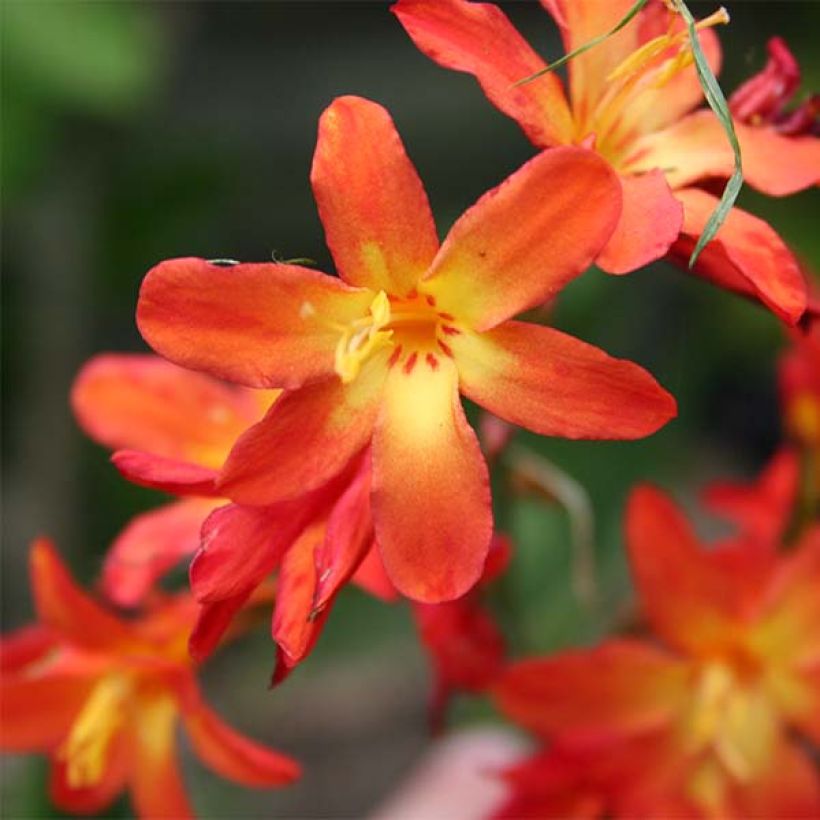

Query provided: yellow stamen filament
[58,675,131,788]
[333,291,393,384]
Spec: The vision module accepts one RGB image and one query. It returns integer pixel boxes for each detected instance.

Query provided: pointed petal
[30,539,133,650]
[101,498,220,608]
[0,625,56,673]
[626,485,745,654]
[311,96,438,295]
[182,699,299,787]
[626,109,820,195]
[137,258,373,390]
[494,639,686,742]
[670,188,807,325]
[595,171,682,274]
[128,693,193,820]
[541,0,640,119]
[111,450,220,496]
[350,544,399,602]
[423,147,621,330]
[372,356,492,603]
[49,733,127,815]
[312,456,373,612]
[271,523,328,668]
[188,594,252,663]
[0,674,93,751]
[218,358,385,506]
[451,321,676,440]
[392,0,573,148]
[71,354,271,469]
[702,448,799,549]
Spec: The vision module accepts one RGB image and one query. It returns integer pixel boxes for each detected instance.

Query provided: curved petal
[128,693,193,819]
[372,356,492,603]
[670,188,807,325]
[0,674,93,751]
[392,0,573,148]
[218,357,386,506]
[101,498,220,607]
[626,485,747,654]
[49,733,127,815]
[494,639,687,742]
[112,450,220,497]
[137,257,373,390]
[30,539,133,650]
[188,594,252,663]
[626,109,820,195]
[182,700,299,787]
[351,544,399,602]
[311,96,438,295]
[595,171,683,274]
[424,148,621,329]
[451,321,676,440]
[541,0,640,120]
[71,354,271,469]
[0,625,56,673]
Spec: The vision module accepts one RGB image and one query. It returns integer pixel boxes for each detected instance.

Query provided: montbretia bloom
[71,353,277,606]
[138,95,675,603]
[0,540,299,819]
[394,0,818,322]
[494,487,820,818]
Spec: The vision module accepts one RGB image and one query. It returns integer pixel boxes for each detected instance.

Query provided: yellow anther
[334,291,393,384]
[58,675,130,788]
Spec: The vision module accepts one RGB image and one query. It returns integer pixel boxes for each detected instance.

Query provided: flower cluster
[3,1,818,817]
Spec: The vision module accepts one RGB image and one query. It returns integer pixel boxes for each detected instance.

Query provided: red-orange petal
[101,498,220,608]
[218,360,385,506]
[392,0,573,148]
[71,353,271,470]
[595,171,683,275]
[423,147,621,330]
[0,625,56,673]
[311,96,438,296]
[188,594,252,663]
[111,450,220,497]
[30,539,133,651]
[372,356,492,603]
[626,109,820,195]
[451,320,676,440]
[182,699,300,787]
[137,257,373,390]
[494,639,687,743]
[670,188,807,325]
[350,544,399,602]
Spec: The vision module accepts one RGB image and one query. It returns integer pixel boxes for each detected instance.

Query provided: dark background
[2,2,818,816]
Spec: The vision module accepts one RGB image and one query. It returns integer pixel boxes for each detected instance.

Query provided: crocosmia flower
[494,486,820,818]
[0,540,299,818]
[71,353,277,606]
[394,0,818,322]
[137,95,675,604]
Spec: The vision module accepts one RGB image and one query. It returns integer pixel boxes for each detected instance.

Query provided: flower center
[328,290,460,383]
[58,674,132,788]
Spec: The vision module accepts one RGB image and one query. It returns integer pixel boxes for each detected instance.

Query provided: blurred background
[2,1,818,816]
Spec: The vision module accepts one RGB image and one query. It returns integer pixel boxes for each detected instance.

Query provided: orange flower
[393,0,817,322]
[71,353,277,606]
[494,486,820,818]
[0,540,299,819]
[137,95,676,604]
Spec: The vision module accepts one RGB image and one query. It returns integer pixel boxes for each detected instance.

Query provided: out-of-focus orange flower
[71,353,278,606]
[393,0,817,323]
[137,95,676,604]
[0,540,299,819]
[494,486,820,818]
[781,322,820,450]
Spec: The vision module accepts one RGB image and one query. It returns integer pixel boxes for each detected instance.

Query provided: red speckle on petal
[438,340,454,358]
[403,352,418,374]
[425,294,436,307]
[438,312,455,321]
[426,353,439,370]
[388,345,403,368]
[441,325,460,336]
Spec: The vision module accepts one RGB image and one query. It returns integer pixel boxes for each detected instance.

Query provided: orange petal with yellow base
[183,700,300,787]
[137,257,373,390]
[391,0,573,148]
[311,96,439,296]
[671,188,807,325]
[71,354,269,470]
[494,639,687,743]
[423,147,621,330]
[372,357,491,603]
[451,321,676,439]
